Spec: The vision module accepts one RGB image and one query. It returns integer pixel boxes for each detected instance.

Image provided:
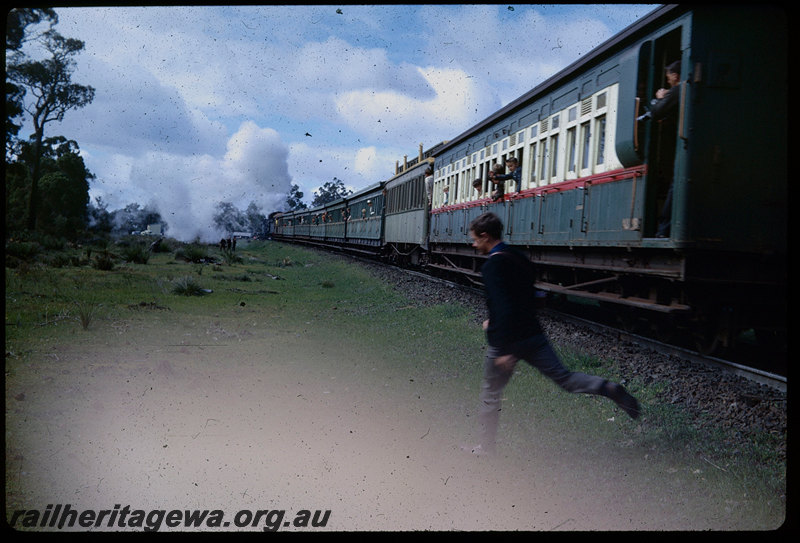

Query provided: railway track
[543,308,786,393]
[380,260,787,393]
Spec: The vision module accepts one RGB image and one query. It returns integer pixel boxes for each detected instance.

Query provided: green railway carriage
[272,212,282,237]
[273,210,296,238]
[294,209,310,238]
[307,206,327,241]
[322,199,347,244]
[342,182,385,254]
[428,4,786,351]
[273,182,386,256]
[383,145,441,266]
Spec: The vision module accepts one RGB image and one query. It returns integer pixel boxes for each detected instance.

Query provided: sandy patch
[5,317,783,531]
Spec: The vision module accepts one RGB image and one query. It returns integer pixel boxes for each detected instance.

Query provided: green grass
[4,238,785,515]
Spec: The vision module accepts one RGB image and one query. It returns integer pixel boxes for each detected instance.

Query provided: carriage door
[616,27,684,238]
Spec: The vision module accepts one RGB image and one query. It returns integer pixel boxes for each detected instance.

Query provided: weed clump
[171,275,208,296]
[219,247,242,265]
[121,243,150,264]
[74,299,101,330]
[91,251,115,271]
[45,254,72,268]
[5,241,40,267]
[175,244,211,263]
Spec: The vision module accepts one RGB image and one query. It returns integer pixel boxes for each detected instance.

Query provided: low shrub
[5,241,40,261]
[175,244,211,263]
[171,275,208,296]
[92,252,115,271]
[46,254,72,268]
[74,299,101,330]
[121,244,150,264]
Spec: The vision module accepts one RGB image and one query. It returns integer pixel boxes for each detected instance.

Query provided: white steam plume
[118,121,291,242]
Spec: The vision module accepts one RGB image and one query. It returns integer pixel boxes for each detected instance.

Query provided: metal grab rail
[679,80,688,140]
[634,96,641,152]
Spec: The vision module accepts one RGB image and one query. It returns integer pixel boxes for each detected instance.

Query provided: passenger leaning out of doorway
[650,61,680,121]
[652,61,680,238]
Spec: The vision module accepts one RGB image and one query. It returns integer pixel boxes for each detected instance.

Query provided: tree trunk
[25,126,44,231]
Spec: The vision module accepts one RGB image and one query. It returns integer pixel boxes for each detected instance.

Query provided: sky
[17,4,659,241]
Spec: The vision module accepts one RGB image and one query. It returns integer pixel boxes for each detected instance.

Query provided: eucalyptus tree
[7,22,95,231]
[5,7,57,159]
[311,177,352,207]
[286,184,308,211]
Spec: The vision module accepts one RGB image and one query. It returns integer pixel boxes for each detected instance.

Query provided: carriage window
[568,106,577,122]
[596,92,607,109]
[549,134,559,180]
[567,127,577,173]
[528,142,537,184]
[581,122,591,170]
[595,115,606,166]
[551,115,559,130]
[514,148,525,190]
[530,124,538,138]
[539,138,549,181]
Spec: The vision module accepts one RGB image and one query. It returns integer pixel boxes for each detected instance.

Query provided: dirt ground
[5,316,785,532]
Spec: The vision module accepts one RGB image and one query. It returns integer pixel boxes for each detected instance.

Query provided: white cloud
[415,4,626,105]
[55,55,227,158]
[353,147,382,183]
[334,66,498,146]
[288,141,401,199]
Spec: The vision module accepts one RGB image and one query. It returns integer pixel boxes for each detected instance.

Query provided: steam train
[272,4,786,355]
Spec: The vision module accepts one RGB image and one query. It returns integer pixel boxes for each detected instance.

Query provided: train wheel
[692,317,731,356]
[690,304,732,356]
[617,307,644,334]
[651,314,677,344]
[693,330,721,356]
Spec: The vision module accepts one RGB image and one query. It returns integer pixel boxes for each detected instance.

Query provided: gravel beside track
[357,258,787,462]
